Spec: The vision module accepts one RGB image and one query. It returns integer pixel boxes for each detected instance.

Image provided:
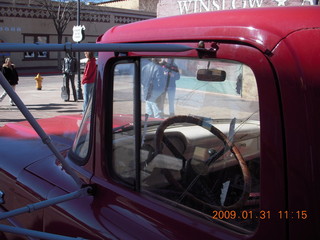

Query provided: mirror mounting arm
[196,41,219,59]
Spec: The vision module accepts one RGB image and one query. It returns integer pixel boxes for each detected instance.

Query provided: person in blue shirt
[141,58,165,118]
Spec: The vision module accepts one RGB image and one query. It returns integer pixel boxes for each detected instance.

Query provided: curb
[19,71,61,77]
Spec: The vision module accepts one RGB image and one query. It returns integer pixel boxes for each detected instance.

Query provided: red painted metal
[98,6,319,52]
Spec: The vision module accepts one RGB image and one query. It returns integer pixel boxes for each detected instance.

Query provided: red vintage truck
[0,6,320,240]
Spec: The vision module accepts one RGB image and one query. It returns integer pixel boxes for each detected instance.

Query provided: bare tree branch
[32,0,77,44]
[31,0,80,69]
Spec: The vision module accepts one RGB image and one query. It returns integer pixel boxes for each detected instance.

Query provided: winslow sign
[157,0,318,17]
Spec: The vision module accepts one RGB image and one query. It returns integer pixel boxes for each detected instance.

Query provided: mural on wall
[158,0,318,17]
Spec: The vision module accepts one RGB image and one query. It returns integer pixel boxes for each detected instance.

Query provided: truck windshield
[112,57,260,232]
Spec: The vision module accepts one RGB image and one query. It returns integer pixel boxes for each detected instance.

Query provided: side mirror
[197,69,226,82]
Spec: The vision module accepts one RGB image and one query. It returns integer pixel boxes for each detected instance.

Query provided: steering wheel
[153,115,251,210]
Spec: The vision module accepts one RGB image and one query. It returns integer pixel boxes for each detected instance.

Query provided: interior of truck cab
[72,56,260,232]
[111,57,260,232]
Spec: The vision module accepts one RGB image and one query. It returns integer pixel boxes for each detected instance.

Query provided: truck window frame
[68,85,96,166]
[110,55,262,232]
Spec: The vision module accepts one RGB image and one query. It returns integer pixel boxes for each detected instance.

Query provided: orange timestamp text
[212,210,308,220]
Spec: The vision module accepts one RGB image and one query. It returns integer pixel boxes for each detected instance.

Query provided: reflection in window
[112,58,260,232]
[71,97,92,160]
[112,63,136,182]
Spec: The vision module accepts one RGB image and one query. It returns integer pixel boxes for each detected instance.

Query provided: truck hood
[0,114,82,177]
[0,114,81,140]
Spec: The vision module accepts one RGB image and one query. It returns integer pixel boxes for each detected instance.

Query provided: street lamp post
[76,0,83,100]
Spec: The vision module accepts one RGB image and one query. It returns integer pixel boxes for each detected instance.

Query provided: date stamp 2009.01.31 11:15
[212,210,308,220]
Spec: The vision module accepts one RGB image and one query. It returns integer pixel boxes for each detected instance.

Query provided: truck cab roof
[98,6,320,53]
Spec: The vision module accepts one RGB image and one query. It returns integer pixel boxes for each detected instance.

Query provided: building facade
[97,0,159,13]
[0,0,156,70]
[157,0,319,17]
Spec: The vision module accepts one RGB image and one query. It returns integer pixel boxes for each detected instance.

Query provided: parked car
[79,56,87,72]
[114,63,134,75]
[1,6,320,240]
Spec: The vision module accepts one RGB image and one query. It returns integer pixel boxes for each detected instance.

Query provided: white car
[80,53,98,72]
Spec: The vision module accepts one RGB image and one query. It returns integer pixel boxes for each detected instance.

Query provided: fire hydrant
[35,73,43,90]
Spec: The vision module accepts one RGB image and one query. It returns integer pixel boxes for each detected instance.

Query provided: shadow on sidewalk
[0,118,26,123]
[25,103,82,113]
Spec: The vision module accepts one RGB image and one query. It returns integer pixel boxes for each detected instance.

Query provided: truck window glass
[112,58,260,232]
[71,96,93,161]
[112,63,136,180]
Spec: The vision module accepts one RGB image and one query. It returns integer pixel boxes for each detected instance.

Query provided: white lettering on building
[177,1,193,14]
[248,0,263,7]
[0,26,21,32]
[177,0,316,15]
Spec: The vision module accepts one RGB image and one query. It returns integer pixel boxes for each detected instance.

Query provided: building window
[23,35,49,60]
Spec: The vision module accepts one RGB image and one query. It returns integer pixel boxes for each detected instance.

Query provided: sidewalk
[18,66,61,76]
[0,73,83,127]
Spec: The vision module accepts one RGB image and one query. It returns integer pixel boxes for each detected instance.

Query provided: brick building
[97,0,159,12]
[0,0,156,70]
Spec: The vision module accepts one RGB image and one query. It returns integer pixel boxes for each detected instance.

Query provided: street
[0,73,83,127]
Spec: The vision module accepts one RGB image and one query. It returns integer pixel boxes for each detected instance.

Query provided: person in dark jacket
[0,58,19,106]
[159,58,180,116]
[61,53,77,102]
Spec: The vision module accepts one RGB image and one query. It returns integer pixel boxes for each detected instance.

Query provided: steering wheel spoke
[162,135,187,167]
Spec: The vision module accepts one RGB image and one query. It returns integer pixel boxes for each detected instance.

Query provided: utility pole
[76,0,83,100]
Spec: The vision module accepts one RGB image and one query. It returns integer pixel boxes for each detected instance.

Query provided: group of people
[61,51,96,113]
[141,58,180,118]
[0,52,96,114]
[63,55,180,118]
[1,55,178,118]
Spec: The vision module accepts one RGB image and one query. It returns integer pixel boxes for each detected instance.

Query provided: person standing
[159,58,180,116]
[0,58,19,106]
[61,53,77,102]
[82,52,97,113]
[141,58,165,118]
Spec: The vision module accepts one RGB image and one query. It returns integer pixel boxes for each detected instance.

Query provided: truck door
[89,42,287,239]
[271,28,320,240]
